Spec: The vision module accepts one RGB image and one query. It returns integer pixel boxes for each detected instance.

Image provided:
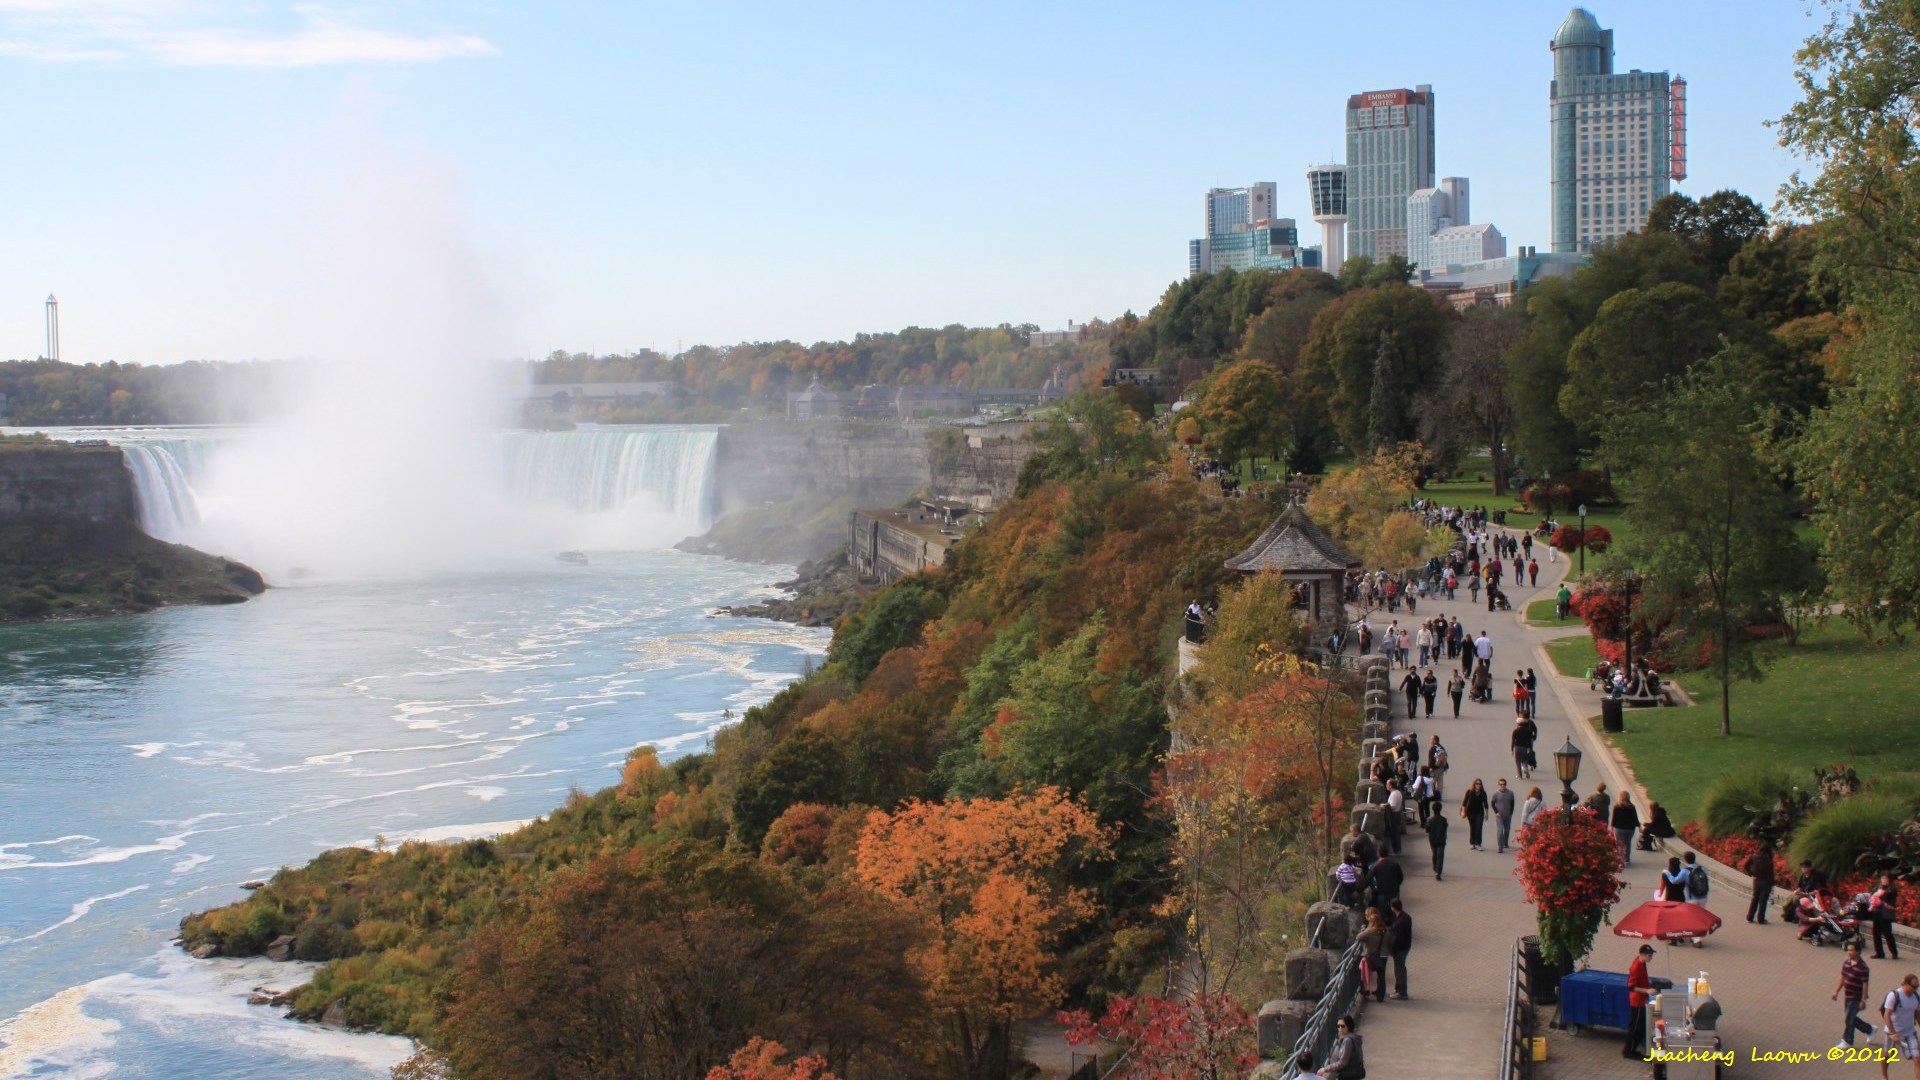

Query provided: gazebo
[1223,501,1361,628]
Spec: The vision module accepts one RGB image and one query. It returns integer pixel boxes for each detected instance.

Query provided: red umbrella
[1613,900,1723,941]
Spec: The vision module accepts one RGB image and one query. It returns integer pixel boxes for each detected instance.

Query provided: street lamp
[1577,503,1588,578]
[1554,737,1584,822]
[1622,565,1639,684]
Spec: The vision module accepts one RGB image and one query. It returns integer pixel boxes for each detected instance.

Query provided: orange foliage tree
[854,788,1111,1080]
[706,1037,838,1080]
[1166,652,1358,996]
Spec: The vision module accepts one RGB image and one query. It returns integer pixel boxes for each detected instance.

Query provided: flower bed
[1680,821,1920,924]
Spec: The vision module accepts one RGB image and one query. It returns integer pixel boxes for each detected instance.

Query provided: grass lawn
[1595,622,1920,826]
[1419,455,1636,570]
[1527,597,1582,629]
[1545,634,1600,679]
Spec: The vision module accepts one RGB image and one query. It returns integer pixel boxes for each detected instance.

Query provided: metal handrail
[1499,938,1534,1080]
[1274,935,1364,1080]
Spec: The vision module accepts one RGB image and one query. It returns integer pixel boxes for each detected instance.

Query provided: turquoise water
[0,553,826,1077]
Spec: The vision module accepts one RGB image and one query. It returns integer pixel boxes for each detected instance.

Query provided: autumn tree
[1061,993,1257,1080]
[854,789,1111,1080]
[1188,571,1304,702]
[706,1038,839,1080]
[1191,358,1287,470]
[1305,444,1441,570]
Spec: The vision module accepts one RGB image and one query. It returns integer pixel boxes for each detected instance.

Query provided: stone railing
[1253,654,1391,1078]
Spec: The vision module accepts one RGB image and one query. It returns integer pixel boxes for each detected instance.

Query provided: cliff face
[0,445,141,552]
[0,444,264,620]
[713,421,932,515]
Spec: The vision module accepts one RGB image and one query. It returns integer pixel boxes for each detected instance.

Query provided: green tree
[1719,224,1841,328]
[1778,0,1920,637]
[1301,286,1454,452]
[1559,282,1742,431]
[1192,358,1287,469]
[1645,189,1771,280]
[1430,305,1528,492]
[1602,352,1815,735]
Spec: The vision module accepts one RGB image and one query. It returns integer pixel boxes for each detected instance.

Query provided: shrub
[1791,794,1914,881]
[1700,763,1798,840]
[1866,774,1920,812]
[7,591,51,617]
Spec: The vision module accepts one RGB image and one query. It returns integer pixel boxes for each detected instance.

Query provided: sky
[1,1,1831,366]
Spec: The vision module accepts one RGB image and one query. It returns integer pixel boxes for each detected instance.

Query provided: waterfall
[499,426,718,532]
[116,437,221,542]
[103,425,718,551]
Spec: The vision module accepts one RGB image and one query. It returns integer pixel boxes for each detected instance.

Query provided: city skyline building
[1548,7,1687,253]
[1406,177,1505,272]
[1344,85,1435,262]
[1307,164,1348,272]
[1189,183,1318,275]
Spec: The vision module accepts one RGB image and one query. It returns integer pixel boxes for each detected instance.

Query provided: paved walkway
[1365,549,1898,1078]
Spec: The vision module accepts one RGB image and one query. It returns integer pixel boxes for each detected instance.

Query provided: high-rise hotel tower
[1344,86,1435,262]
[1549,7,1687,253]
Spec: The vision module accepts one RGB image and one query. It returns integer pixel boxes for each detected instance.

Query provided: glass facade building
[1549,8,1678,253]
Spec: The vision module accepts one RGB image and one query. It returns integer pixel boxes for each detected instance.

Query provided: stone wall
[0,445,140,552]
[712,421,932,516]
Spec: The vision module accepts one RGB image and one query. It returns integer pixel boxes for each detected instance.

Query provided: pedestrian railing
[1275,936,1365,1079]
[1499,937,1535,1080]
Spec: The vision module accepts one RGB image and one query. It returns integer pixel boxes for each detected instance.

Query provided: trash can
[1522,935,1561,1005]
[1601,697,1624,733]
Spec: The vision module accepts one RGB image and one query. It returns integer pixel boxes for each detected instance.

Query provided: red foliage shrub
[1581,525,1612,553]
[1680,822,1920,924]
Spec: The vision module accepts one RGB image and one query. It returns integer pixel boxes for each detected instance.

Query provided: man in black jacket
[1369,853,1404,914]
[1388,898,1414,1000]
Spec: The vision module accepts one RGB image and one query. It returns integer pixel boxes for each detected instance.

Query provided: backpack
[1686,864,1709,899]
[1432,747,1448,770]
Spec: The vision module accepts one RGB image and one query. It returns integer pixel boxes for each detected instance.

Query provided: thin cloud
[0,2,497,67]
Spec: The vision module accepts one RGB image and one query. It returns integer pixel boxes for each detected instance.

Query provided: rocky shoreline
[714,549,872,627]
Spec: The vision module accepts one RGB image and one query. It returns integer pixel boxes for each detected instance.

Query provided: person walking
[1583,782,1610,818]
[1424,807,1450,880]
[1492,778,1517,853]
[1358,908,1389,1003]
[1474,630,1494,668]
[1872,873,1902,959]
[1461,779,1490,850]
[1521,786,1546,831]
[1836,940,1875,1049]
[1512,671,1530,720]
[1388,898,1413,1000]
[1412,768,1434,827]
[1420,668,1438,718]
[1384,779,1405,855]
[1470,662,1491,706]
[1658,857,1690,902]
[1525,668,1539,717]
[1400,668,1420,719]
[1447,669,1465,718]
[1611,792,1641,866]
[1427,736,1449,802]
[1682,851,1711,945]
[1745,843,1777,924]
[1625,943,1656,1059]
[1448,617,1463,659]
[1528,557,1540,587]
[1511,715,1538,778]
[1556,583,1572,620]
[1880,974,1920,1080]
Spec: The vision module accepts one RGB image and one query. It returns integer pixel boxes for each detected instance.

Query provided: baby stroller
[1797,892,1867,947]
[1489,585,1512,611]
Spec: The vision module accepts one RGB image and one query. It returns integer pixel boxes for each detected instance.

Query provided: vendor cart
[1647,987,1724,1079]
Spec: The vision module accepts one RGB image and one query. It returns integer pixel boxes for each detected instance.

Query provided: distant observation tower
[1307,165,1348,273]
[45,294,59,362]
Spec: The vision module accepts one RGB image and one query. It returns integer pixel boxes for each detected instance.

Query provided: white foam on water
[1,886,150,946]
[81,950,411,1075]
[464,787,506,802]
[0,985,118,1079]
[169,854,214,877]
[346,819,532,848]
[0,834,186,872]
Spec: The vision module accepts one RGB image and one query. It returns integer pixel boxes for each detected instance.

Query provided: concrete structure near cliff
[848,500,979,582]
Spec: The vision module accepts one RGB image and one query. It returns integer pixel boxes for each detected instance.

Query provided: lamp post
[1622,566,1638,682]
[1577,503,1588,578]
[1554,736,1583,822]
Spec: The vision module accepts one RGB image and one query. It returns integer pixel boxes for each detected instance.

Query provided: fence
[1499,937,1535,1080]
[1274,936,1365,1079]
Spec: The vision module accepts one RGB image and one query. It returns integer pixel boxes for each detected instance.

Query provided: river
[0,426,828,1077]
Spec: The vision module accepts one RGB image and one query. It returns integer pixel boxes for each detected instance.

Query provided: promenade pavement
[1363,549,1901,1079]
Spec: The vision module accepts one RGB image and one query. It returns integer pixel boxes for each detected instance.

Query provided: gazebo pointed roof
[1224,501,1361,574]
